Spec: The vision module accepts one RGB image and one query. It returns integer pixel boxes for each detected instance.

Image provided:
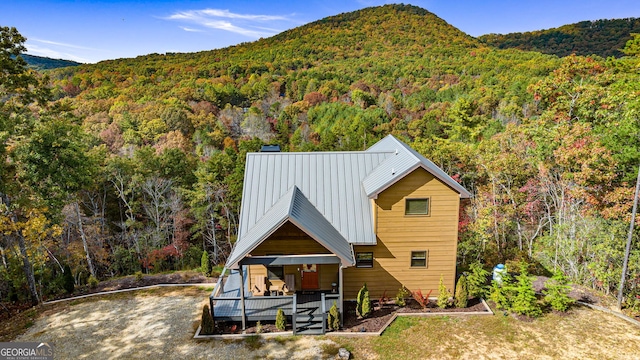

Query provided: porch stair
[294,306,324,335]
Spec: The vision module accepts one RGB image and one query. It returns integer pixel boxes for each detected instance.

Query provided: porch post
[239,266,247,331]
[338,265,344,326]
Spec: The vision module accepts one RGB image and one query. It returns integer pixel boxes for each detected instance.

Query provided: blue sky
[2,0,640,63]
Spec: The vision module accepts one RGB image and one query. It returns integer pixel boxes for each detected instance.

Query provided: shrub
[512,265,542,318]
[489,272,515,311]
[412,289,432,309]
[275,308,286,331]
[255,321,263,334]
[543,271,575,312]
[356,283,371,318]
[437,275,452,309]
[63,264,74,294]
[88,275,99,289]
[395,286,411,307]
[467,262,490,299]
[200,304,215,335]
[134,271,143,282]
[201,250,211,276]
[455,274,468,308]
[328,301,340,330]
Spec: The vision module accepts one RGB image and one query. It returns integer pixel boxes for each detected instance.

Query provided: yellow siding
[345,168,460,299]
[247,221,337,294]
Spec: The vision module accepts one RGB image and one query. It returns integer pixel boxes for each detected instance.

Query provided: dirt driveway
[15,287,338,360]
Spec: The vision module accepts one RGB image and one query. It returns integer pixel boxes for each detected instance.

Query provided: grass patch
[244,335,263,350]
[320,342,341,357]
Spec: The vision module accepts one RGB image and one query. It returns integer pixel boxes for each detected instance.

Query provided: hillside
[479,18,640,58]
[3,4,640,316]
[21,53,81,70]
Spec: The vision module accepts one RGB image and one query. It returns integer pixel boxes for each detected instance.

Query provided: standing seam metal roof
[226,135,471,269]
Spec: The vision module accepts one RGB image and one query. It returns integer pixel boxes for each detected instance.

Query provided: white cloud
[30,38,103,52]
[180,26,204,32]
[164,8,293,38]
[25,43,92,63]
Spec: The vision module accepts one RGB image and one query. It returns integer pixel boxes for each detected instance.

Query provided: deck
[211,269,339,323]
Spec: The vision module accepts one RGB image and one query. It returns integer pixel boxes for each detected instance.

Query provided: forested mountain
[2,4,640,313]
[20,54,81,70]
[479,18,640,58]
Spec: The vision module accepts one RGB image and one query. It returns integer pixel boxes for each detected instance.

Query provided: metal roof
[237,150,391,246]
[226,135,471,269]
[227,186,355,269]
[362,135,472,199]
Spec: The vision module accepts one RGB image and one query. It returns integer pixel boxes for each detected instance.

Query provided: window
[267,266,284,280]
[356,252,373,268]
[411,251,428,267]
[405,198,430,215]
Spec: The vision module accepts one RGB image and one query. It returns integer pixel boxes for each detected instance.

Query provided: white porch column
[338,265,344,325]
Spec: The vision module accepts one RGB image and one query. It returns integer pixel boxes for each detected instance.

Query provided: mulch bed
[340,297,488,333]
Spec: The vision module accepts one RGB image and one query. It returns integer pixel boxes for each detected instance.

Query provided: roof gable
[227,186,355,269]
[362,135,471,199]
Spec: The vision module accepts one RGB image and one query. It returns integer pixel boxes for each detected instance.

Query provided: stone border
[327,298,494,337]
[195,298,494,339]
[193,325,294,339]
[576,301,640,328]
[42,283,214,305]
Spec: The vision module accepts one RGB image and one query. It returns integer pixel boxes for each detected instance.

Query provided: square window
[356,252,373,268]
[411,251,427,267]
[405,198,430,215]
[267,266,284,280]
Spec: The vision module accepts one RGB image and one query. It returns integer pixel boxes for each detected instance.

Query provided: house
[209,135,471,334]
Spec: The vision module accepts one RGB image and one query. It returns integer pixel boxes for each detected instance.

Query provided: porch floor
[211,270,337,322]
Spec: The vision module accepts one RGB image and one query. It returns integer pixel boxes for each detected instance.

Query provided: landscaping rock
[338,347,351,359]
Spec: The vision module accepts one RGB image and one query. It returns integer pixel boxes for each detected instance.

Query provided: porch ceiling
[240,254,341,266]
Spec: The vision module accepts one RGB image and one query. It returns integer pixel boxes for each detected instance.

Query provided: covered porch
[210,258,342,335]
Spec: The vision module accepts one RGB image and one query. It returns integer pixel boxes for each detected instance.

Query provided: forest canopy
[1,4,640,313]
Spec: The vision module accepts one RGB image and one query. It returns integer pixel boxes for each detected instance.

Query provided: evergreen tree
[356,283,371,318]
[275,308,286,331]
[455,274,469,308]
[466,262,490,299]
[328,301,340,330]
[201,250,211,276]
[63,264,74,294]
[437,275,452,309]
[200,304,215,335]
[512,265,542,317]
[543,271,575,312]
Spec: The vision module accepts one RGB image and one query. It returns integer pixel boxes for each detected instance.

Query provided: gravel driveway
[16,288,339,359]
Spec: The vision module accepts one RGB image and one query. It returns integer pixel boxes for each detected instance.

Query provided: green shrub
[467,262,490,299]
[356,283,371,318]
[275,308,286,331]
[201,251,211,276]
[455,274,468,308]
[88,275,99,289]
[200,304,215,335]
[543,271,575,312]
[437,275,452,309]
[328,301,340,330]
[255,321,263,334]
[63,264,74,294]
[395,286,411,307]
[512,265,542,318]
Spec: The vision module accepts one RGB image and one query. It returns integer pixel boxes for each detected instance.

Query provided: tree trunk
[16,230,39,304]
[75,202,95,277]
